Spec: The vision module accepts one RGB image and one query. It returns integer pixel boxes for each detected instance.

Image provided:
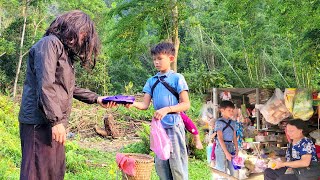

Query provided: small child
[214,100,239,178]
[128,42,191,179]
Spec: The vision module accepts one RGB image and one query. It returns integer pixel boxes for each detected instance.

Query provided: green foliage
[108,57,151,94]
[189,158,211,179]
[122,123,151,154]
[0,95,21,179]
[2,0,320,95]
[184,70,232,94]
[116,104,154,121]
[185,94,207,160]
[0,95,21,166]
[64,141,118,179]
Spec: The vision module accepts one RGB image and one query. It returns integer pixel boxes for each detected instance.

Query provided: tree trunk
[32,17,45,44]
[171,0,179,72]
[104,114,119,138]
[13,3,27,98]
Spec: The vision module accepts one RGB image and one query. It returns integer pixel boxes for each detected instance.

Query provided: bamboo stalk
[238,21,253,84]
[263,50,290,87]
[203,30,246,87]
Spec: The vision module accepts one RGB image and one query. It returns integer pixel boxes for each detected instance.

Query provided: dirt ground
[67,106,148,152]
[76,136,142,152]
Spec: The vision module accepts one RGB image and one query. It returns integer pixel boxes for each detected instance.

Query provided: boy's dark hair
[151,42,175,56]
[287,119,308,133]
[45,10,100,69]
[219,100,235,109]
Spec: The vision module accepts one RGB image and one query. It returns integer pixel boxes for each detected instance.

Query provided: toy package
[102,95,135,104]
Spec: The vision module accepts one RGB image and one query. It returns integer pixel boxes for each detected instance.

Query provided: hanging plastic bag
[150,118,172,160]
[255,88,291,125]
[292,89,314,120]
[284,88,296,113]
[206,143,213,164]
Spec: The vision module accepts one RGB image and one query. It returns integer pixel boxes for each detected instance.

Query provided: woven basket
[121,153,154,180]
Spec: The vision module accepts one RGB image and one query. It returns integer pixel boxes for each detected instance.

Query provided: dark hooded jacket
[19,35,98,126]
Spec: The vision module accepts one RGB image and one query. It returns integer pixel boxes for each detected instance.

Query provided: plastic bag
[255,88,291,125]
[292,89,314,120]
[150,118,172,160]
[206,143,213,163]
[310,129,320,145]
[284,88,296,113]
[253,159,268,173]
[232,155,245,167]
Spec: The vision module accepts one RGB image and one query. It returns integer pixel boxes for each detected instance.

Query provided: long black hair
[287,119,308,135]
[45,10,100,69]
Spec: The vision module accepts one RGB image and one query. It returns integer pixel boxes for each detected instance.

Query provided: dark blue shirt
[286,137,318,162]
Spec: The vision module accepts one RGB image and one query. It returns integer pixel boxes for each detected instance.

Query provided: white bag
[256,88,291,125]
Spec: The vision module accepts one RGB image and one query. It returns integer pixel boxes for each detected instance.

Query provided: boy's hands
[97,96,117,108]
[52,123,66,145]
[154,107,170,120]
[235,148,239,156]
[225,152,232,161]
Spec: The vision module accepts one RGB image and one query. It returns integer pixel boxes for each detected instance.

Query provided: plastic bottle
[206,143,213,163]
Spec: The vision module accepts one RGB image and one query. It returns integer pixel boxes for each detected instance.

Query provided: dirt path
[76,137,141,152]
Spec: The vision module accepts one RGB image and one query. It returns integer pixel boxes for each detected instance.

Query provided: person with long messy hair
[19,10,115,180]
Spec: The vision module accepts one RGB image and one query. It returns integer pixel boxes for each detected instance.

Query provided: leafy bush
[0,95,21,176]
[184,70,232,94]
[65,141,118,180]
[116,104,154,121]
[122,123,151,154]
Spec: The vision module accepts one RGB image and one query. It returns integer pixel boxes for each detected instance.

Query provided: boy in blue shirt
[129,42,190,180]
[214,100,239,178]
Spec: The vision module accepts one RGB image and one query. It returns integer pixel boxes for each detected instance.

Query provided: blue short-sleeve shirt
[143,70,189,128]
[214,117,236,142]
[285,137,318,162]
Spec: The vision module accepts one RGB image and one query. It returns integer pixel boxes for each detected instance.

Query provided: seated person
[264,119,319,180]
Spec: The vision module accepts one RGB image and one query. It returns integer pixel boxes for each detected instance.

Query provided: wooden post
[256,88,260,130]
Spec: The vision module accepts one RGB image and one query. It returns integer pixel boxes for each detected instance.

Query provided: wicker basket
[121,153,154,180]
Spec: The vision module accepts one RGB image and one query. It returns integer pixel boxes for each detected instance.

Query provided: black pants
[20,123,65,180]
[264,167,298,180]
